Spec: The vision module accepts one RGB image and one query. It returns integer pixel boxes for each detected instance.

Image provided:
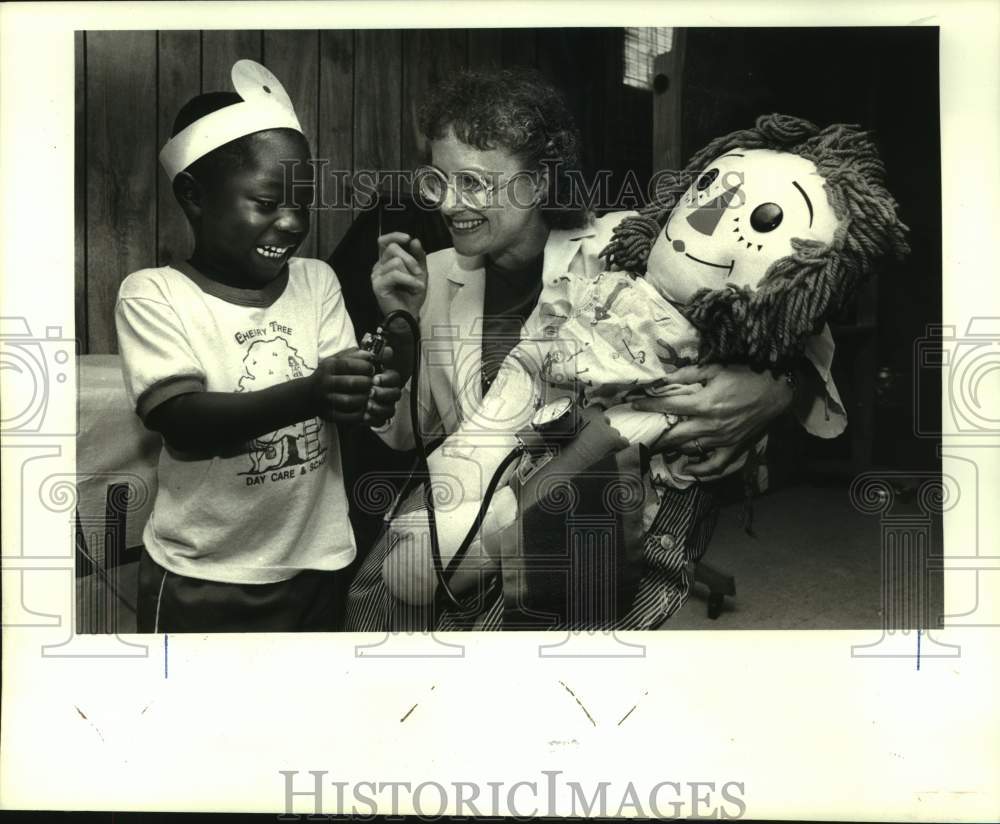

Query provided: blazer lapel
[521,225,596,339]
[444,224,599,418]
[445,253,487,418]
[541,227,590,284]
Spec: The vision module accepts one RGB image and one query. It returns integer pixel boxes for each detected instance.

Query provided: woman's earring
[533,172,548,207]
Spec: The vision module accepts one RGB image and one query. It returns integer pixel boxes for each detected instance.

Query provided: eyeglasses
[414,165,532,210]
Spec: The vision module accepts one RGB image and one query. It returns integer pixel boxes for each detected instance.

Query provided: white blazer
[377,212,845,451]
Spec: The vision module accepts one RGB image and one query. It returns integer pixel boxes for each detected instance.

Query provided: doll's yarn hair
[601,113,911,372]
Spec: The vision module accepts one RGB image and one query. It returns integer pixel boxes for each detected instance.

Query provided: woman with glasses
[346,69,846,630]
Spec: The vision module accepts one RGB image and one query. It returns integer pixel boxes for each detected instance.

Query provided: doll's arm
[798,325,847,437]
[603,385,699,451]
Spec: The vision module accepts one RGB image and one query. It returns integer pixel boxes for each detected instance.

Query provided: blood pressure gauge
[530,397,575,438]
[516,397,583,464]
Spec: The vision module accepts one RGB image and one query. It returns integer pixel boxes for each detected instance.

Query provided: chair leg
[690,560,736,620]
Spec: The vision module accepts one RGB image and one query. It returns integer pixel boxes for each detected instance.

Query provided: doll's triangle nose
[686,186,740,237]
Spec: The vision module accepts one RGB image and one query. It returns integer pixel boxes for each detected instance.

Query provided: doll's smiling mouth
[684,251,734,275]
[664,226,735,275]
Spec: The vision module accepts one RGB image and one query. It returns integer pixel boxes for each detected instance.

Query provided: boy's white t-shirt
[115,257,358,585]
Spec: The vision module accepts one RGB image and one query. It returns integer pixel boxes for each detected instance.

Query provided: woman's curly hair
[601,113,911,372]
[418,68,589,230]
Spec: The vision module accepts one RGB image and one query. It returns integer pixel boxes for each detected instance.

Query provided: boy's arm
[115,276,389,455]
[145,351,376,454]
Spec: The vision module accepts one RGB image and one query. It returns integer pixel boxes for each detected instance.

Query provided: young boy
[115,60,402,632]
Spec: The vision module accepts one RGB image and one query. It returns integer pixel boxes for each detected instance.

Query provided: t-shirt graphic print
[236,336,327,478]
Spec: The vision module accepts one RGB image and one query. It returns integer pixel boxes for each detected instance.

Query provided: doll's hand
[630,363,793,477]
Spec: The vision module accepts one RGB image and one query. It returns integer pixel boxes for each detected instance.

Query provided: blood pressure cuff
[498,409,649,629]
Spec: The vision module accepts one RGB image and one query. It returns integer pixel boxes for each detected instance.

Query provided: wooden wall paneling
[353,30,402,219]
[85,31,157,354]
[401,29,467,170]
[500,28,537,68]
[201,30,262,92]
[542,30,591,122]
[535,28,571,89]
[572,29,598,177]
[263,30,320,258]
[156,31,201,268]
[598,28,625,210]
[467,29,503,71]
[536,29,608,213]
[75,32,87,353]
[317,30,355,255]
[536,29,591,166]
[652,31,685,175]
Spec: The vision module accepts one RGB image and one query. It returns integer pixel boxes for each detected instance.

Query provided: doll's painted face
[646,149,841,303]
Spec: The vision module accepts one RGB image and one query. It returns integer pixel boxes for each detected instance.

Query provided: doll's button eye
[695,168,719,191]
[750,202,784,232]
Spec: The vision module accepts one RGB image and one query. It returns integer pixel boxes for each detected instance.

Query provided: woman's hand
[371,231,428,319]
[631,363,794,477]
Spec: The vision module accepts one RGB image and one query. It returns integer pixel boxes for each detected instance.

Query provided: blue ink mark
[164,634,169,679]
[916,629,921,671]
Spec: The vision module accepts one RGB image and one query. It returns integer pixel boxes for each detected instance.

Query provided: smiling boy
[114,61,402,632]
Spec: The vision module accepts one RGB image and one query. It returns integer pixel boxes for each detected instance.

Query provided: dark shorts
[137,548,350,633]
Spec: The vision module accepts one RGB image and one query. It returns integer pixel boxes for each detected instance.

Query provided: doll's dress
[513,268,709,497]
[527,269,701,398]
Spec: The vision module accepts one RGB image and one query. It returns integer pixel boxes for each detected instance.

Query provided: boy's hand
[310,349,376,423]
[364,361,404,428]
[371,232,428,319]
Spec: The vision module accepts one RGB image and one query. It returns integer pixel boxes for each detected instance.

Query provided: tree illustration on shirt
[236,336,326,476]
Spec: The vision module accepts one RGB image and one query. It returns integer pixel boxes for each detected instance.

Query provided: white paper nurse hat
[159,59,303,180]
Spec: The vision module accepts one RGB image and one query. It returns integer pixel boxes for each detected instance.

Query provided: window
[623,27,674,89]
